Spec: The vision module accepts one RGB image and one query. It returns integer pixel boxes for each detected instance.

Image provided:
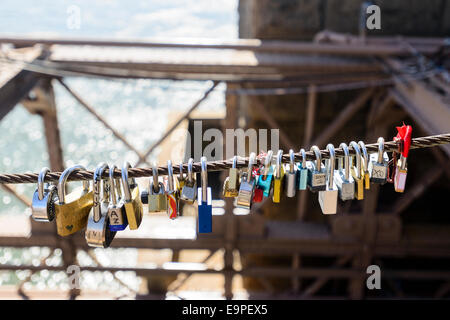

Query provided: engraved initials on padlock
[368,137,389,184]
[307,146,326,192]
[31,167,57,222]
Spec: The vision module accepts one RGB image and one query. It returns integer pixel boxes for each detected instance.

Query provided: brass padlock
[223,155,239,198]
[358,140,370,190]
[31,167,57,222]
[272,149,285,203]
[121,162,143,230]
[85,163,116,248]
[350,141,364,200]
[146,161,167,212]
[54,165,93,236]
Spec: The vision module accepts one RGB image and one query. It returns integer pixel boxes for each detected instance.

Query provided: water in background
[0,0,237,295]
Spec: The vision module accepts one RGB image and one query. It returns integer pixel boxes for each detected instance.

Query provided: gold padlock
[350,141,364,200]
[358,141,371,190]
[272,150,285,203]
[121,162,143,230]
[55,165,93,236]
[223,155,239,198]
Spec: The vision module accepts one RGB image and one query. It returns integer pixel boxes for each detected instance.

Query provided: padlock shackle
[151,161,160,192]
[310,146,322,172]
[358,141,369,172]
[167,160,174,192]
[377,137,384,163]
[93,162,109,223]
[289,149,295,173]
[109,165,118,206]
[263,150,273,178]
[338,143,350,181]
[57,165,90,205]
[246,152,256,183]
[178,162,184,181]
[201,156,208,203]
[350,141,362,179]
[37,167,50,201]
[232,155,238,169]
[325,144,335,189]
[276,150,283,177]
[121,162,136,201]
[187,158,194,184]
[299,148,306,169]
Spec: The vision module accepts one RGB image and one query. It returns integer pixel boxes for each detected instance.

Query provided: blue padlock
[257,150,274,197]
[197,156,212,233]
[297,148,308,190]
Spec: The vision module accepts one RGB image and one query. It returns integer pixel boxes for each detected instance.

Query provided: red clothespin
[393,123,412,193]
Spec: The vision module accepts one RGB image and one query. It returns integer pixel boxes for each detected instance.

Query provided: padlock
[394,155,408,193]
[272,149,285,203]
[54,165,93,236]
[197,156,212,233]
[86,163,116,248]
[223,156,240,198]
[333,143,355,201]
[142,161,167,212]
[358,140,370,190]
[166,160,179,219]
[318,144,338,215]
[368,137,389,184]
[296,148,308,190]
[253,187,264,203]
[285,149,297,198]
[178,162,186,190]
[236,152,256,209]
[257,150,273,197]
[31,167,58,222]
[350,141,364,200]
[180,158,197,203]
[121,162,143,230]
[108,165,128,231]
[307,145,326,192]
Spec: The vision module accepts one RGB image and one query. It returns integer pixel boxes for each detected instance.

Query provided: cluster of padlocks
[30,124,411,248]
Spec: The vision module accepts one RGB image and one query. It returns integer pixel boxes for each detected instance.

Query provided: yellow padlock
[272,150,285,203]
[358,141,371,190]
[350,141,364,200]
[55,165,93,236]
[223,156,240,198]
[121,162,143,230]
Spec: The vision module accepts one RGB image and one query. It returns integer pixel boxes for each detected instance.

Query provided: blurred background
[0,0,449,299]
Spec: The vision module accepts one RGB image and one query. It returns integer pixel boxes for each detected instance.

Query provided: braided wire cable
[0,133,449,185]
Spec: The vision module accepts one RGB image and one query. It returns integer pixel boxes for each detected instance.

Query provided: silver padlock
[368,137,389,184]
[307,145,326,192]
[31,167,58,222]
[166,160,179,219]
[86,163,116,248]
[333,143,355,201]
[180,158,197,203]
[236,152,256,209]
[285,149,297,198]
[108,165,128,231]
[318,144,338,215]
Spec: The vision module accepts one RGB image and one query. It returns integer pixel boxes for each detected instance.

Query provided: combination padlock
[296,148,308,190]
[31,167,58,222]
[86,163,116,248]
[121,162,143,230]
[257,150,273,197]
[358,140,370,190]
[236,152,256,209]
[54,165,93,236]
[197,156,212,233]
[368,137,389,184]
[318,144,338,215]
[350,141,364,200]
[166,160,179,220]
[307,145,326,192]
[333,143,355,201]
[108,165,128,231]
[285,149,297,198]
[180,158,197,203]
